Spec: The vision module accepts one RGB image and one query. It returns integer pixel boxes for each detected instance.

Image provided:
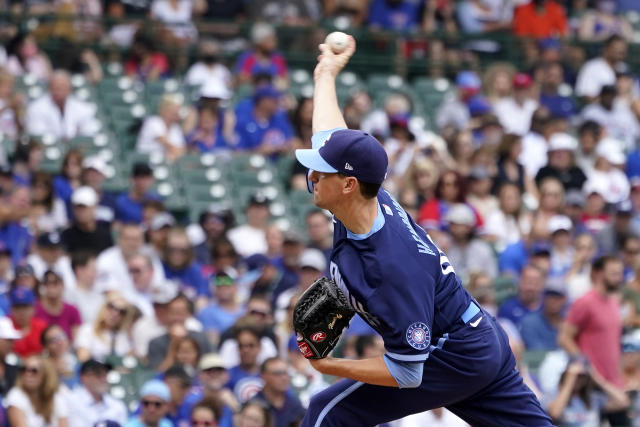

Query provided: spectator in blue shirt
[186,104,234,154]
[125,380,173,427]
[198,272,244,347]
[115,162,162,224]
[253,357,305,427]
[163,364,193,426]
[498,264,545,327]
[0,186,32,266]
[520,286,567,350]
[162,227,209,301]
[226,325,263,404]
[234,85,294,157]
[367,0,423,32]
[539,61,576,119]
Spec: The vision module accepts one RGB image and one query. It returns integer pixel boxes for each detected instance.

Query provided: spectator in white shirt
[575,34,627,102]
[24,70,99,140]
[126,253,158,317]
[584,137,630,205]
[494,73,539,136]
[64,252,103,324]
[68,359,127,427]
[136,94,186,161]
[581,84,640,151]
[151,0,198,43]
[227,193,271,258]
[184,39,232,91]
[26,231,75,291]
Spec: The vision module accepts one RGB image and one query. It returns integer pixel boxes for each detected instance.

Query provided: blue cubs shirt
[329,189,473,363]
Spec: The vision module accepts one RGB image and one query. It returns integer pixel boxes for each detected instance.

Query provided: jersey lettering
[330,261,380,327]
[425,234,456,276]
[388,194,435,256]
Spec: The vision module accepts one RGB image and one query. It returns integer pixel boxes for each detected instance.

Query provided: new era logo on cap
[344,162,354,171]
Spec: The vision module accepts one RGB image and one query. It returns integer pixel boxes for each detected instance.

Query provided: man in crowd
[498,264,545,327]
[253,357,305,427]
[62,186,113,254]
[124,380,172,427]
[520,285,566,351]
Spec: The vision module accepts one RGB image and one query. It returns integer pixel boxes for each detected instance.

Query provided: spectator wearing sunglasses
[124,379,172,427]
[74,293,134,363]
[190,399,218,427]
[253,357,304,427]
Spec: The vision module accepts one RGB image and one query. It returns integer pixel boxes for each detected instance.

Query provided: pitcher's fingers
[318,43,334,56]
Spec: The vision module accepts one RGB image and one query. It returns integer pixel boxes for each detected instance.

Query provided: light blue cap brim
[295,149,338,173]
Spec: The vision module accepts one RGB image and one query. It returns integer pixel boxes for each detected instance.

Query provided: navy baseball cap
[295,129,388,185]
[10,287,35,306]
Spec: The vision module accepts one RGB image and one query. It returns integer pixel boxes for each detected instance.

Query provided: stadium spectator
[535,133,587,192]
[147,293,210,370]
[4,33,51,82]
[10,287,47,358]
[559,255,625,387]
[161,227,208,300]
[126,253,159,316]
[513,0,568,38]
[193,207,233,266]
[136,94,186,161]
[125,379,172,427]
[226,324,264,404]
[61,186,113,254]
[236,400,274,427]
[367,0,423,32]
[198,272,243,347]
[184,39,232,90]
[435,71,481,132]
[494,73,539,136]
[227,193,270,258]
[466,166,497,222]
[0,316,21,396]
[0,186,32,266]
[74,293,134,362]
[40,324,76,387]
[0,68,24,141]
[498,264,545,327]
[26,231,73,287]
[150,0,198,44]
[456,0,511,34]
[65,252,101,323]
[520,285,566,351]
[577,0,634,41]
[485,182,531,254]
[576,120,602,175]
[33,270,81,340]
[79,155,116,223]
[275,248,325,323]
[444,203,497,283]
[67,359,128,427]
[538,61,576,119]
[29,172,68,233]
[189,400,219,427]
[595,201,635,255]
[585,138,630,205]
[124,33,170,82]
[6,355,68,427]
[24,70,99,140]
[253,357,305,427]
[115,163,161,223]
[246,0,321,25]
[575,35,627,102]
[163,364,194,425]
[236,23,288,88]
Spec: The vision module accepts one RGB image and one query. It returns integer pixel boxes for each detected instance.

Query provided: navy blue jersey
[330,189,473,363]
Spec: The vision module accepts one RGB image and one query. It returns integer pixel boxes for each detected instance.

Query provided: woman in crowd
[493,133,535,196]
[4,33,51,82]
[52,149,83,214]
[6,355,68,426]
[40,325,77,388]
[29,173,68,233]
[531,177,565,239]
[33,271,81,341]
[483,62,516,106]
[136,94,186,161]
[124,33,170,82]
[485,182,531,253]
[74,293,134,362]
[157,335,201,375]
[185,105,232,153]
[190,399,218,426]
[235,400,274,427]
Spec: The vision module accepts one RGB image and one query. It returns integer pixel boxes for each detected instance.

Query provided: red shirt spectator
[513,1,568,38]
[124,34,170,81]
[9,286,48,358]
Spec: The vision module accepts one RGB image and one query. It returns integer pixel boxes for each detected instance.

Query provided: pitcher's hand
[314,36,356,80]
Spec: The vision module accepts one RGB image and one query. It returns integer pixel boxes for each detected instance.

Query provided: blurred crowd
[0,1,639,427]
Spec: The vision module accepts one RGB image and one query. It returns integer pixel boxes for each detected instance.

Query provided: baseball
[325,31,350,54]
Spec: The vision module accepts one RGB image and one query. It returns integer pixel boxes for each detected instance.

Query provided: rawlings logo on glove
[292,277,355,359]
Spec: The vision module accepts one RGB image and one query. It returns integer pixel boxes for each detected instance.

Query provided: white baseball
[324,31,350,54]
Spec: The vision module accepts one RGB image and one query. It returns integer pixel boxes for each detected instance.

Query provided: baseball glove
[293,276,355,359]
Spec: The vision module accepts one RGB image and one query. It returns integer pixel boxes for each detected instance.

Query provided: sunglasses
[142,400,164,408]
[107,303,127,315]
[248,309,269,318]
[19,366,40,375]
[128,267,142,275]
[191,420,215,427]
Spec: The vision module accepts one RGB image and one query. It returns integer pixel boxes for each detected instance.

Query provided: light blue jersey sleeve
[311,127,347,149]
[383,354,424,389]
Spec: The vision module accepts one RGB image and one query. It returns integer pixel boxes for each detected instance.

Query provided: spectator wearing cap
[0,186,33,267]
[124,379,172,427]
[595,200,636,255]
[197,272,243,348]
[136,94,186,161]
[498,264,545,328]
[559,256,626,389]
[582,84,640,150]
[436,70,481,132]
[513,0,567,38]
[535,133,587,192]
[227,193,270,258]
[253,357,305,427]
[494,73,539,136]
[622,330,640,392]
[61,186,113,254]
[547,215,574,287]
[225,324,264,404]
[274,248,326,325]
[234,85,294,156]
[538,61,576,119]
[0,316,21,396]
[576,35,627,102]
[96,222,164,301]
[68,359,127,427]
[584,137,630,205]
[162,364,194,425]
[444,204,497,284]
[161,227,209,301]
[24,69,99,140]
[66,252,103,324]
[183,353,237,427]
[33,270,81,340]
[80,155,118,223]
[235,23,288,87]
[25,231,74,288]
[148,212,176,259]
[115,163,162,224]
[9,287,47,358]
